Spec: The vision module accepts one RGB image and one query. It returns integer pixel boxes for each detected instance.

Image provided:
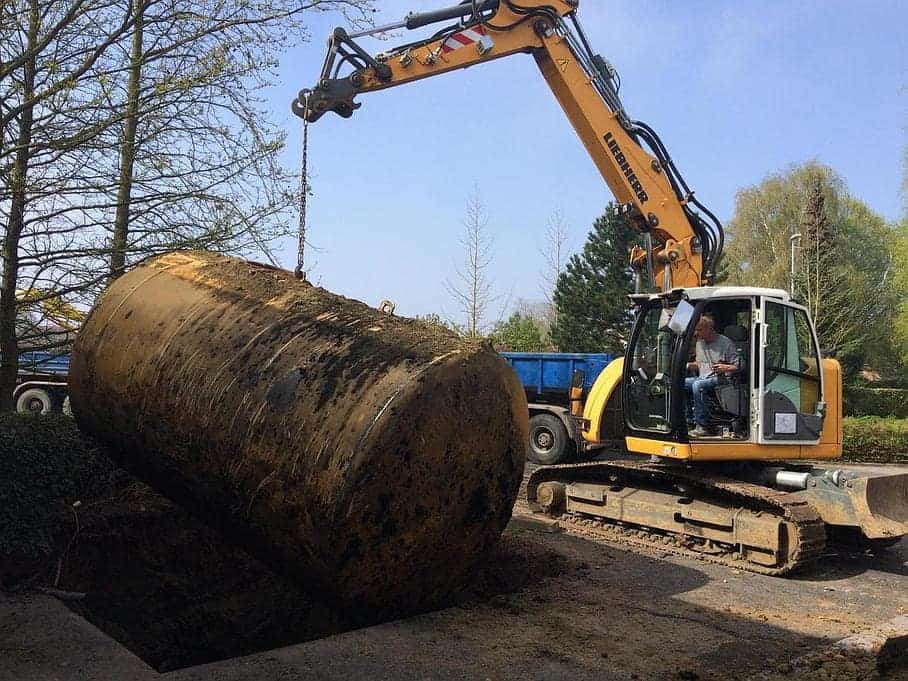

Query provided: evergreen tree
[549,204,641,352]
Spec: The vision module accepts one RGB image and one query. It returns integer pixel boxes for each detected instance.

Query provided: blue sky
[266,1,906,325]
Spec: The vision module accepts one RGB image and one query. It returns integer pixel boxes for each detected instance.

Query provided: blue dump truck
[11,351,71,414]
[500,352,619,464]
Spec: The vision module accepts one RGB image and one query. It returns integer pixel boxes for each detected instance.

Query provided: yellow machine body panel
[588,357,843,462]
[581,357,624,443]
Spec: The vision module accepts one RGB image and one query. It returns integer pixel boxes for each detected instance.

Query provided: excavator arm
[294,0,724,290]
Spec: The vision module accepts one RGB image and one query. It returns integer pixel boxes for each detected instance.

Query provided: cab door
[757,298,826,444]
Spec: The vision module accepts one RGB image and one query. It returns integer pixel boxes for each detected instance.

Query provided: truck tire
[16,388,53,415]
[528,413,573,465]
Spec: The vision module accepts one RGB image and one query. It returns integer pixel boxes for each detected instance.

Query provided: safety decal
[441,25,487,53]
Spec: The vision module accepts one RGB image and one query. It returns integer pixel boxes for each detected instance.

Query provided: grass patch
[0,413,125,583]
[842,416,908,463]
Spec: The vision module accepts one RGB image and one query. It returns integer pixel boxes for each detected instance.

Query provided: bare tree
[1,0,135,410]
[104,0,377,279]
[539,206,570,324]
[0,0,375,411]
[446,185,494,338]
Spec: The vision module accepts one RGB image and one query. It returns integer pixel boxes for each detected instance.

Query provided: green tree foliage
[884,135,908,379]
[724,162,899,379]
[491,312,547,352]
[892,222,908,373]
[549,204,641,353]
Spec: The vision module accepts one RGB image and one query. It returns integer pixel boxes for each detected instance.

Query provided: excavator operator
[685,314,740,437]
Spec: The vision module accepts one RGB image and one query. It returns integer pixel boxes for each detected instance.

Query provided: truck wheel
[528,414,573,465]
[16,388,53,415]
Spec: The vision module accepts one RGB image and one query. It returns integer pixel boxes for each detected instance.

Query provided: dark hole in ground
[57,485,568,673]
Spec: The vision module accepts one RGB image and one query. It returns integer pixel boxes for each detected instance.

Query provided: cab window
[625,304,675,433]
[762,302,824,440]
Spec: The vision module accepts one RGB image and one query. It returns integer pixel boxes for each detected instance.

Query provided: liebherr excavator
[295,0,908,574]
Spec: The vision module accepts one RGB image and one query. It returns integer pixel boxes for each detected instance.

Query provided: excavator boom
[295,0,724,290]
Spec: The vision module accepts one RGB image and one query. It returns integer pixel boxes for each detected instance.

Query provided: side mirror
[820,347,837,359]
[665,299,695,336]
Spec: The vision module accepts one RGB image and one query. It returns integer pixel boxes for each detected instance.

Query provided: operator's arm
[296,1,724,291]
[711,336,739,375]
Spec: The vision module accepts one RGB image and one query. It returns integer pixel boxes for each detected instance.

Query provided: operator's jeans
[685,375,720,427]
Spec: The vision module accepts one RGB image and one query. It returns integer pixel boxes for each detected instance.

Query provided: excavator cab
[623,287,827,450]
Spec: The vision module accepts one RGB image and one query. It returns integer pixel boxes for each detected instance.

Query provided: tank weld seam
[225,392,257,479]
[247,469,277,516]
[243,401,271,454]
[352,350,463,457]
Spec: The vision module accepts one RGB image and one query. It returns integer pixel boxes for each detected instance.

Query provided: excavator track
[526,461,827,576]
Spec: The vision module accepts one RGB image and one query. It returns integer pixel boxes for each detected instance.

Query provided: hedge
[0,414,121,565]
[843,387,908,418]
[841,417,908,463]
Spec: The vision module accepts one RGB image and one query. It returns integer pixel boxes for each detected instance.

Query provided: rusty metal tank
[69,251,527,613]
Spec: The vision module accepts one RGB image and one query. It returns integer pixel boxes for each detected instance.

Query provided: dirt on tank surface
[70,251,528,615]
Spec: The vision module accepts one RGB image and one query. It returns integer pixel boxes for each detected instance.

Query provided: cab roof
[680,286,790,302]
[637,286,791,303]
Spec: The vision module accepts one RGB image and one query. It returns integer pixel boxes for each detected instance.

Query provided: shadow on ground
[57,487,571,672]
[795,538,908,582]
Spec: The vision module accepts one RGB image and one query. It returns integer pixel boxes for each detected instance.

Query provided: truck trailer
[500,352,619,464]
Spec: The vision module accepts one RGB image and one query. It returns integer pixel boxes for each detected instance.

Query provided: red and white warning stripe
[441,24,487,53]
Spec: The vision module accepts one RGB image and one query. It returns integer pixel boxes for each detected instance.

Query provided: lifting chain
[294,90,311,280]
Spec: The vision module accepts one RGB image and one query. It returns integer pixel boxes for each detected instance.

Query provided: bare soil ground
[3,460,908,680]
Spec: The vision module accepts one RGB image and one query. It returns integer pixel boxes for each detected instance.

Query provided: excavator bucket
[849,472,908,540]
[799,469,908,541]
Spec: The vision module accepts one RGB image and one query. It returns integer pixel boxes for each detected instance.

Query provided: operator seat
[710,324,750,435]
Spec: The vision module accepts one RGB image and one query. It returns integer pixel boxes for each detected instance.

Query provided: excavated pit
[57,483,569,672]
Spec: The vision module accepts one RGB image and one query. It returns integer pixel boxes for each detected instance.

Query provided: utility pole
[789,233,802,297]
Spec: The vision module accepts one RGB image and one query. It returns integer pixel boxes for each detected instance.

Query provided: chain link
[294,91,311,280]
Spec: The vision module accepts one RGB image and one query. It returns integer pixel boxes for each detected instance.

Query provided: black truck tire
[16,388,53,415]
[528,413,574,465]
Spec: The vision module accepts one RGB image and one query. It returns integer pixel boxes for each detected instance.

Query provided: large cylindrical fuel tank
[70,251,527,613]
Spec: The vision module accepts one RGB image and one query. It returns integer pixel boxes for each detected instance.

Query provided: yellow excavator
[295,0,908,574]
